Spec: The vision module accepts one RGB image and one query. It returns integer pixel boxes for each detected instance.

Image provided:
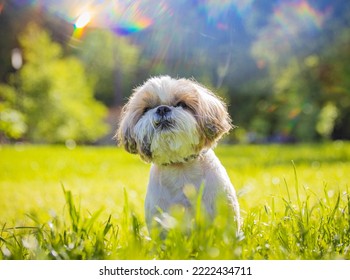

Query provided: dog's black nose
[156,105,171,117]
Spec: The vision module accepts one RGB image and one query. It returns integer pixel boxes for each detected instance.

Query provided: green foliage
[76,30,141,105]
[0,84,27,139]
[273,58,320,141]
[320,29,350,139]
[249,17,350,142]
[0,144,349,259]
[316,102,339,138]
[0,23,109,143]
[0,188,116,260]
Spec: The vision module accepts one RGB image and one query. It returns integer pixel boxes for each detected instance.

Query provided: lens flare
[112,17,153,36]
[12,0,157,37]
[252,0,329,66]
[74,11,91,29]
[92,0,154,36]
[274,0,327,36]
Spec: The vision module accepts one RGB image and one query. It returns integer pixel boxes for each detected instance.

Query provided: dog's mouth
[154,119,174,131]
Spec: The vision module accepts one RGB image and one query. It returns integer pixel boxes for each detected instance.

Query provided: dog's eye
[175,101,188,109]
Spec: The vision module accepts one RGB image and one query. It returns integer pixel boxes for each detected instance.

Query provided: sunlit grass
[0,143,349,259]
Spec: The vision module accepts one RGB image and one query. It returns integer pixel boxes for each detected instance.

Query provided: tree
[319,28,350,139]
[0,84,27,141]
[76,30,141,106]
[0,23,109,143]
[248,0,350,141]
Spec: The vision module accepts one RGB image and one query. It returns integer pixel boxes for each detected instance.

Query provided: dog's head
[116,76,232,165]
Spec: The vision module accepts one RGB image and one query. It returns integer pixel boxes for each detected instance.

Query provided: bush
[0,23,109,143]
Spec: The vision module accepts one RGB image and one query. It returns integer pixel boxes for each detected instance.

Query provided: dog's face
[116,76,232,165]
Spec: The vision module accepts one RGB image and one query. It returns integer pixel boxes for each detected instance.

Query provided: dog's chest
[149,162,204,208]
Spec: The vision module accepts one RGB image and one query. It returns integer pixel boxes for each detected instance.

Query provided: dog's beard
[133,107,200,165]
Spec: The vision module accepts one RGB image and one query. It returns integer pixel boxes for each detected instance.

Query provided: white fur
[145,149,240,230]
[134,106,200,165]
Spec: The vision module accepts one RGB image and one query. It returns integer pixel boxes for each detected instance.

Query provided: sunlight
[74,11,91,29]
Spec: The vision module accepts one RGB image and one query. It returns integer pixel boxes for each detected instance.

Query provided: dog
[116,76,240,232]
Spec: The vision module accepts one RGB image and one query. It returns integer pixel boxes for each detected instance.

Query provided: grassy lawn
[0,143,349,259]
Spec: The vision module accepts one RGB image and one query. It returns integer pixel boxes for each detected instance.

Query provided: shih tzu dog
[116,76,240,232]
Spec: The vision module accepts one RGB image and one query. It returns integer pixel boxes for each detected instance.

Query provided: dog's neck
[160,150,208,167]
[150,149,216,196]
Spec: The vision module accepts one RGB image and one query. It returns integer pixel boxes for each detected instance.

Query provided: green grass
[0,143,349,259]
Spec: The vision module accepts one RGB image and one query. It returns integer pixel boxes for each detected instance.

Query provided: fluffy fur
[116,76,240,231]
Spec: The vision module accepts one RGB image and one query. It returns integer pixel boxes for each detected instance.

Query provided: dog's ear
[116,126,137,154]
[115,102,138,154]
[194,83,232,144]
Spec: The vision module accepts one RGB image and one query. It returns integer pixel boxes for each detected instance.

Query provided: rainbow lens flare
[95,1,154,36]
[62,0,155,42]
[252,0,329,66]
[111,17,153,36]
[13,0,156,38]
[274,0,327,36]
[74,11,92,29]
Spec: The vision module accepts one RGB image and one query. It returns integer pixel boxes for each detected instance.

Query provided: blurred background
[0,0,349,145]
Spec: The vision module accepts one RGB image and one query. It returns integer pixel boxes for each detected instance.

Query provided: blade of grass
[292,160,301,210]
[61,183,80,232]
